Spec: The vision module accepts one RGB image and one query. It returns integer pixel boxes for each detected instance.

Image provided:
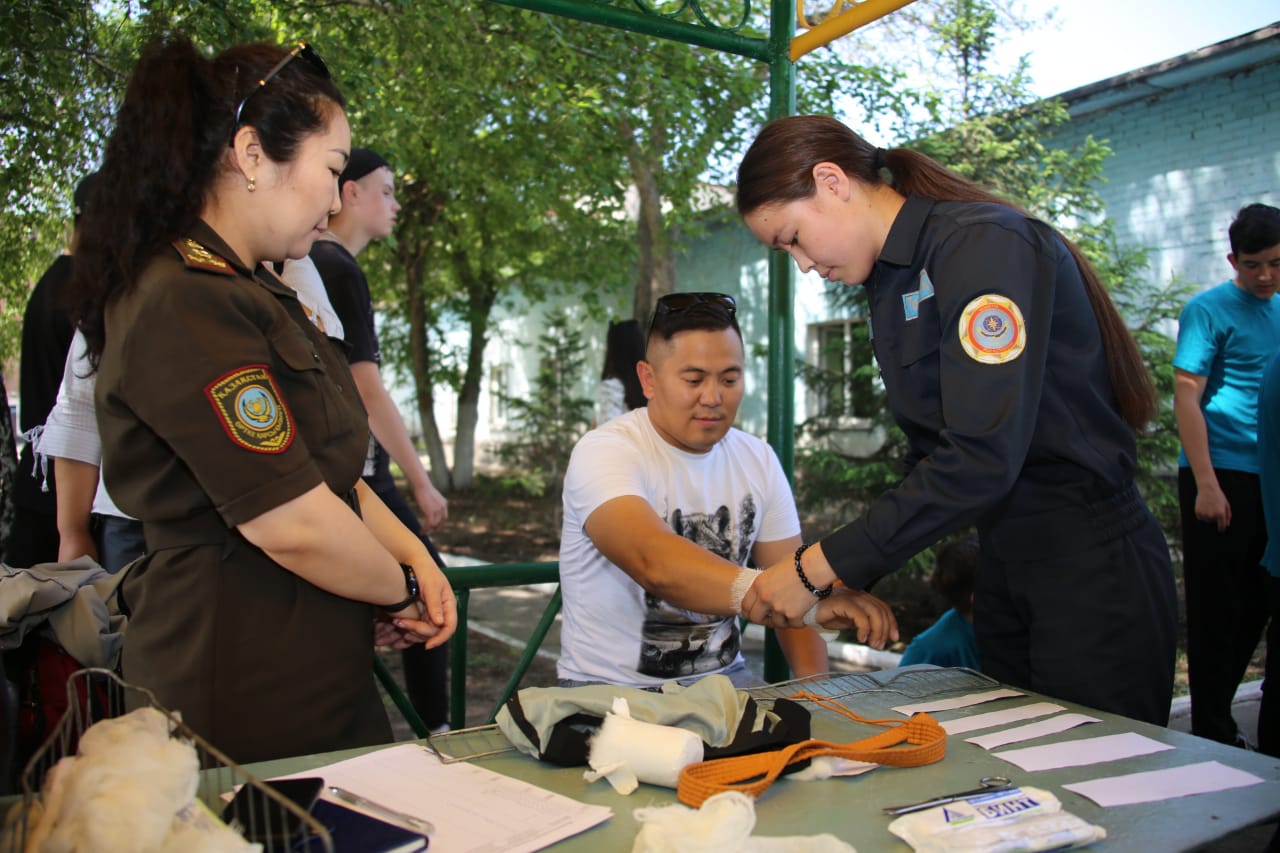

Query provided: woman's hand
[741,543,839,627]
[813,588,899,649]
[382,562,457,649]
[374,612,423,649]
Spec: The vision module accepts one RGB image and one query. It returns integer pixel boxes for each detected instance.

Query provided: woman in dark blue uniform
[737,115,1176,726]
[69,35,456,762]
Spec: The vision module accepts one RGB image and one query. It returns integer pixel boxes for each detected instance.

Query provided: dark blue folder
[294,798,428,852]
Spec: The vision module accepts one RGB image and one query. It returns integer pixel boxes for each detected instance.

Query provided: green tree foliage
[794,0,1183,558]
[2,1,904,496]
[0,0,325,358]
[0,1,144,360]
[495,308,593,495]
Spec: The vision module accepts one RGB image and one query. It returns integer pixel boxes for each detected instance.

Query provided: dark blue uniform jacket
[822,196,1138,589]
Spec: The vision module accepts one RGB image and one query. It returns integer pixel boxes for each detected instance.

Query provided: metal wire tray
[2,667,333,852]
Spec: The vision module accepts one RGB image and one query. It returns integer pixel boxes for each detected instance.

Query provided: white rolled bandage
[584,698,703,794]
[803,602,821,628]
[729,567,761,617]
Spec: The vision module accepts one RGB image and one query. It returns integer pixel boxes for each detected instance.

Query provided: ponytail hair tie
[873,147,888,171]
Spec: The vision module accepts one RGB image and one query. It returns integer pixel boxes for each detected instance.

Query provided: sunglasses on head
[653,292,737,317]
[232,41,330,133]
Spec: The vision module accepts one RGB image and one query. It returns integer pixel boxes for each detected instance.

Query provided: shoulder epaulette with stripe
[171,238,235,276]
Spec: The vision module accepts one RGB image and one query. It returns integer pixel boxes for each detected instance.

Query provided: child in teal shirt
[900,537,980,670]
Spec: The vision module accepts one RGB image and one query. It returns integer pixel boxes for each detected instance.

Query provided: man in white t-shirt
[558,292,897,688]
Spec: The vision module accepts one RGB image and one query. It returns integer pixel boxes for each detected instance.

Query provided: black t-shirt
[15,254,76,509]
[309,239,380,366]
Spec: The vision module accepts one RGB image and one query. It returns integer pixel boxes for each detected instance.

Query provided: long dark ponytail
[71,33,344,368]
[737,115,1156,430]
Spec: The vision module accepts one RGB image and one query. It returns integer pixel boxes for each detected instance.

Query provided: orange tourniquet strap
[676,692,947,808]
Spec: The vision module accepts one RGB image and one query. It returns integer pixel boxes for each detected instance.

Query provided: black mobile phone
[222,776,324,846]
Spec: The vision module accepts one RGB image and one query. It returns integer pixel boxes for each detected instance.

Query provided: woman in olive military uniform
[69,35,455,763]
[734,116,1177,727]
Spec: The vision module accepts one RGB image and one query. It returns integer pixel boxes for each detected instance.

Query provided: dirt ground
[391,478,1265,733]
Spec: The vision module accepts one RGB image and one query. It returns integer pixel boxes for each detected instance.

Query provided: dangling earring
[247,176,256,192]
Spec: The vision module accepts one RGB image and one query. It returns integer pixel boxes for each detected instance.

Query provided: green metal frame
[373,561,562,733]
[484,0,798,684]
[484,2,796,476]
[444,562,562,728]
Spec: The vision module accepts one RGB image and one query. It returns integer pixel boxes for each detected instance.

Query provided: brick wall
[1048,58,1280,293]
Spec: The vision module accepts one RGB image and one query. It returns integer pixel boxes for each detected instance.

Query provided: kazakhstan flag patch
[205,365,294,453]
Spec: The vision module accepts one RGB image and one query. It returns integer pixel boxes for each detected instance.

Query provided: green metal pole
[766,0,796,479]
[763,0,797,685]
[449,587,470,730]
[444,562,558,728]
[486,0,771,61]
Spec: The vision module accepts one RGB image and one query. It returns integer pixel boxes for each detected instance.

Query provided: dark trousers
[976,487,1178,726]
[95,514,146,574]
[1259,573,1280,757]
[1180,467,1271,745]
[365,463,449,730]
[3,506,58,568]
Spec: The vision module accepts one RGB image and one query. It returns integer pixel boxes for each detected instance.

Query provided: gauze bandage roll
[584,698,704,794]
[729,567,761,617]
[633,791,857,853]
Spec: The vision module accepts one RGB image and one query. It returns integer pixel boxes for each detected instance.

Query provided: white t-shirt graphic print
[558,408,800,687]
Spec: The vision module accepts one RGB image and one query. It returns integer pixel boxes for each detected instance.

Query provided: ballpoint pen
[326,786,435,836]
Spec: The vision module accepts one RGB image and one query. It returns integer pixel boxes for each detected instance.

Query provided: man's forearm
[1174,393,1218,489]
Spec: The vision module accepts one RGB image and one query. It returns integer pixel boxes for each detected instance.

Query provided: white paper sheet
[274,743,611,853]
[940,702,1066,735]
[1063,760,1265,807]
[892,688,1024,716]
[993,732,1174,772]
[965,713,1102,750]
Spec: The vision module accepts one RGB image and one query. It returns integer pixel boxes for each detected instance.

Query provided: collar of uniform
[878,195,935,268]
[188,219,299,301]
[188,220,255,280]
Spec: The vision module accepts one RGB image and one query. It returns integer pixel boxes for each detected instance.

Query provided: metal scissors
[882,776,1016,816]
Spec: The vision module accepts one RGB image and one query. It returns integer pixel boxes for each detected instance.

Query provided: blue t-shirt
[898,608,980,670]
[1174,281,1280,473]
[1258,351,1280,578]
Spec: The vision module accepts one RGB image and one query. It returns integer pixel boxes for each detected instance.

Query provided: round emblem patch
[958,294,1026,364]
[235,385,280,431]
[205,365,294,453]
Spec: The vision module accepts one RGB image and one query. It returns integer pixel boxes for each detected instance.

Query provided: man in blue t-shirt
[1174,202,1280,749]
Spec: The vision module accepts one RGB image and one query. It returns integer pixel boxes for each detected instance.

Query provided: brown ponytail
[737,115,1156,430]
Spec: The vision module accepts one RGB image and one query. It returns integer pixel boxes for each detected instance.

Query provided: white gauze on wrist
[803,602,821,628]
[729,568,761,617]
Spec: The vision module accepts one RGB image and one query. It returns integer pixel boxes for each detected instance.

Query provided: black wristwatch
[381,563,420,612]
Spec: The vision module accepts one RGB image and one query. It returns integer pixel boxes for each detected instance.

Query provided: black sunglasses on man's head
[652,292,737,317]
[232,41,330,132]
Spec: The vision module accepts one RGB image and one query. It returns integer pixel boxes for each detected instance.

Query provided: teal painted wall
[1049,57,1279,293]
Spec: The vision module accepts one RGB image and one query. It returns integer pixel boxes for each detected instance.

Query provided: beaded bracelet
[794,543,833,599]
